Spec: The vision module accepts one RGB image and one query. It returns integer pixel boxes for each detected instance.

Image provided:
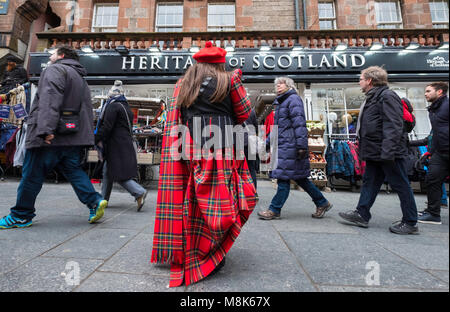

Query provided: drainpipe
[68,0,77,32]
[294,0,300,30]
[302,0,307,29]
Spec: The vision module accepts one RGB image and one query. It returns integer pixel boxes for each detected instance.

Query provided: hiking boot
[136,190,148,212]
[312,202,333,219]
[89,199,107,223]
[257,209,280,220]
[0,215,32,229]
[389,221,419,235]
[418,212,442,225]
[338,210,369,228]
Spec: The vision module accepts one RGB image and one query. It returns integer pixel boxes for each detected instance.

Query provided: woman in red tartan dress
[151,42,257,287]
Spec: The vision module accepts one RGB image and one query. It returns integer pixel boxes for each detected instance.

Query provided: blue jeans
[356,159,417,226]
[10,146,103,220]
[269,178,328,214]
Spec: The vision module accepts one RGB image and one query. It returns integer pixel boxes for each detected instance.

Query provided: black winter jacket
[358,86,408,161]
[427,95,449,154]
[95,95,137,182]
[25,58,95,149]
[0,65,28,93]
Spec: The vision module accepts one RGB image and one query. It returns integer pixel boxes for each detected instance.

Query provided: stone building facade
[1,0,447,65]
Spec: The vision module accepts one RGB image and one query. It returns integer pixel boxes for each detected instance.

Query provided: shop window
[92,4,119,32]
[318,1,336,30]
[374,0,403,29]
[312,84,432,142]
[429,0,449,29]
[208,3,235,31]
[156,3,183,32]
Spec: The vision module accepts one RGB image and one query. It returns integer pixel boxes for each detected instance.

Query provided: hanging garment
[13,123,27,167]
[347,141,365,177]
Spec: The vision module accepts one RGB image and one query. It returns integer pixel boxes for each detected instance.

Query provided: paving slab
[74,272,183,292]
[185,248,317,292]
[42,228,139,260]
[0,256,103,292]
[280,232,448,290]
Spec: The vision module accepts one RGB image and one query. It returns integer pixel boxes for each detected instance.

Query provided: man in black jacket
[415,82,449,225]
[0,46,107,229]
[0,55,28,94]
[339,66,418,235]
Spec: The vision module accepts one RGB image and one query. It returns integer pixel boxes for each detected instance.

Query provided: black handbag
[57,109,81,135]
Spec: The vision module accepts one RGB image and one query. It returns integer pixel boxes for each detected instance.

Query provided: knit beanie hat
[193,41,227,64]
[108,80,124,98]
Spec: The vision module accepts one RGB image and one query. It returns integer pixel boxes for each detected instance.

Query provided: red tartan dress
[151,69,257,287]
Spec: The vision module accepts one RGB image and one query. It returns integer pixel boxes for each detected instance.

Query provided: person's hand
[297,149,308,159]
[44,134,55,145]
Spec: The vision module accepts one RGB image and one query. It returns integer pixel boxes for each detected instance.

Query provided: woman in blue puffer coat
[258,77,332,220]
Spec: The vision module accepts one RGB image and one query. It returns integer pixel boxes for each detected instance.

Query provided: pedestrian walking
[339,66,418,234]
[414,82,448,224]
[410,137,448,209]
[150,42,257,287]
[94,80,148,211]
[0,55,28,94]
[0,46,107,229]
[258,77,332,220]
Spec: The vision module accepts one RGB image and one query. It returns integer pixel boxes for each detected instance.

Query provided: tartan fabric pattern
[151,69,257,287]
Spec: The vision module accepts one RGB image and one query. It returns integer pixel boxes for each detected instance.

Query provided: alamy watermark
[167,117,278,165]
[62,261,80,286]
[365,261,380,286]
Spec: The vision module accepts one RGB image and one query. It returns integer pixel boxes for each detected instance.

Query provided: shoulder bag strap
[118,102,133,137]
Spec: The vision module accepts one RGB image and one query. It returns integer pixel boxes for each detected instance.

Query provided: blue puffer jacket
[270,89,309,180]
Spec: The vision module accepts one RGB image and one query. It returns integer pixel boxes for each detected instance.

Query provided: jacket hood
[55,58,87,76]
[274,88,297,105]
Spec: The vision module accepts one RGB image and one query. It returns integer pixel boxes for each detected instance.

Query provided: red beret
[193,41,227,64]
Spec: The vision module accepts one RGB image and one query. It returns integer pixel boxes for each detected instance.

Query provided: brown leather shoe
[312,202,333,219]
[257,209,281,220]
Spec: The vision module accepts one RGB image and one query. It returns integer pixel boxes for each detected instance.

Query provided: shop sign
[29,49,449,77]
[0,0,9,14]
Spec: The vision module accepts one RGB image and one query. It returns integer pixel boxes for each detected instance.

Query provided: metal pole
[294,0,300,30]
[302,0,307,29]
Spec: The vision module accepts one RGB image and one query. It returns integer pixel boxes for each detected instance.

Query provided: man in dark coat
[94,80,148,211]
[0,46,107,229]
[415,82,449,225]
[258,77,332,220]
[0,55,28,94]
[339,66,418,235]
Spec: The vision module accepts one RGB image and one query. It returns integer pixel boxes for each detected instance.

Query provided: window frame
[207,3,236,32]
[91,3,119,33]
[155,3,184,33]
[429,0,449,28]
[374,0,403,29]
[318,1,337,30]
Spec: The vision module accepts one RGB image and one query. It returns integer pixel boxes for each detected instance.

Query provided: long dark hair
[177,63,231,108]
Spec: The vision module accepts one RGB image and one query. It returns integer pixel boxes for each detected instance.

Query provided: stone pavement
[0,178,448,292]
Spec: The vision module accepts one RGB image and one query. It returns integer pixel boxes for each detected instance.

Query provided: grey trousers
[101,162,145,201]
